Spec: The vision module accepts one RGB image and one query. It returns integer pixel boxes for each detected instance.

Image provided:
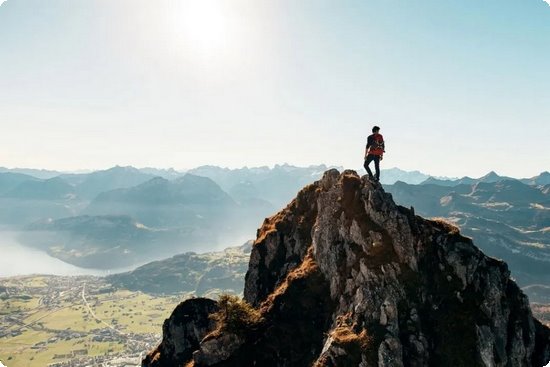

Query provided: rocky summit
[143,169,550,367]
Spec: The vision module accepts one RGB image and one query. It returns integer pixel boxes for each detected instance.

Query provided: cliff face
[143,169,550,367]
[143,298,218,366]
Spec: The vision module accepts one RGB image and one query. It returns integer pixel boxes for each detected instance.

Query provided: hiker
[364,125,385,181]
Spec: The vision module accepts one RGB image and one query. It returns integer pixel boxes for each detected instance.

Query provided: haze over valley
[0,165,334,271]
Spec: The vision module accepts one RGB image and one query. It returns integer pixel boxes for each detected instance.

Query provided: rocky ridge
[143,169,550,367]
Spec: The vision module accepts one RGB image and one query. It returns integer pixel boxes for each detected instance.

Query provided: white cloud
[0,0,7,7]
[544,0,550,5]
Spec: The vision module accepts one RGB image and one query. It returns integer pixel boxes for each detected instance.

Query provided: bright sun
[170,0,232,57]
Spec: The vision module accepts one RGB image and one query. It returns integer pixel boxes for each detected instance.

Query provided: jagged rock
[142,298,218,367]
[193,333,244,365]
[144,169,550,367]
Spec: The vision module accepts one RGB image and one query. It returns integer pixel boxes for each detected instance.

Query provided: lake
[0,231,135,277]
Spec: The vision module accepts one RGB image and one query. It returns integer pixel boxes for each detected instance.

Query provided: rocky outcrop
[142,298,218,367]
[144,169,550,367]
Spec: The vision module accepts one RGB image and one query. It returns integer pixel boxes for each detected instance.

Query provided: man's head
[372,126,380,133]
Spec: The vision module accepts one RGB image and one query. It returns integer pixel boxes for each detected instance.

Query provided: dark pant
[364,154,380,179]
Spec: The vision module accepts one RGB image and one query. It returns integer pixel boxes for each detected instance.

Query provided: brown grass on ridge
[255,208,289,244]
[206,294,263,339]
[330,313,372,349]
[331,326,371,349]
[429,217,461,235]
[260,246,318,313]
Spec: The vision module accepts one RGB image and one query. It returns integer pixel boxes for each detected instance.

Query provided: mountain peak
[140,176,169,186]
[107,165,140,173]
[144,169,550,367]
[484,170,499,176]
[480,170,502,181]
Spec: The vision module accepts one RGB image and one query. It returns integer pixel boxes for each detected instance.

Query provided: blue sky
[0,0,549,177]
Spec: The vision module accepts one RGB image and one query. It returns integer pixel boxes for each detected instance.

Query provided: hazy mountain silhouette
[188,164,330,209]
[385,179,550,289]
[378,167,433,184]
[84,174,237,227]
[421,170,529,187]
[3,176,75,200]
[421,176,476,186]
[16,174,269,268]
[0,172,38,195]
[137,167,186,180]
[0,167,63,179]
[60,166,157,199]
[522,171,550,186]
[0,176,81,226]
[20,215,185,269]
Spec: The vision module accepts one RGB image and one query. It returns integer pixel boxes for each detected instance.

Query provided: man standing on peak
[364,125,385,181]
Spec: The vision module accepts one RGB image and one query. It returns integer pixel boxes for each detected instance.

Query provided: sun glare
[170,0,233,57]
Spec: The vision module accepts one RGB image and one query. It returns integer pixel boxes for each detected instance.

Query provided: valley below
[0,243,250,367]
[0,275,181,367]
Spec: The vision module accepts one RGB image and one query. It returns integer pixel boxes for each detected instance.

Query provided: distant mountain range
[0,165,330,267]
[420,170,550,187]
[5,176,75,200]
[521,171,550,186]
[60,166,157,199]
[187,164,334,209]
[1,165,548,276]
[0,167,65,180]
[0,171,40,195]
[186,165,457,198]
[84,174,238,227]
[0,173,82,227]
[14,174,267,268]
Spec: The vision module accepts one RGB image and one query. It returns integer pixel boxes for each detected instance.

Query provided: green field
[0,275,182,367]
